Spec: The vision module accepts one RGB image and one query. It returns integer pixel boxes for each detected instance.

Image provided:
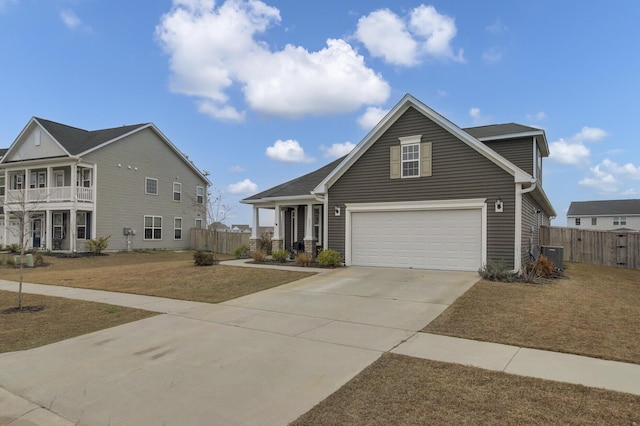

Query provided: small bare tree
[5,174,43,309]
[205,187,234,259]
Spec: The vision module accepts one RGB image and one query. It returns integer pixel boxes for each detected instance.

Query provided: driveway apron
[0,267,477,426]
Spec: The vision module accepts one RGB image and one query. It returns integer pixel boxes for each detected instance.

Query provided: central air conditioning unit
[541,246,564,270]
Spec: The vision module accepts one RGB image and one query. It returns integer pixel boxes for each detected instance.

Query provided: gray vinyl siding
[521,193,552,267]
[328,106,517,269]
[482,137,533,176]
[82,127,208,251]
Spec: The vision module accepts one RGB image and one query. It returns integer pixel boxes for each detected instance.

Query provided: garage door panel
[351,209,481,271]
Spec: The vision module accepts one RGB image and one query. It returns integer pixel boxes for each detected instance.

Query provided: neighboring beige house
[567,199,640,231]
[0,117,209,252]
[242,93,556,272]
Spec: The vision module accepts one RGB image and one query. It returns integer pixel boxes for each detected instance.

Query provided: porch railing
[5,186,94,204]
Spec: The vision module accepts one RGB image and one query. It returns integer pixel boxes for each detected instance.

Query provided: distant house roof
[241,156,345,202]
[35,117,148,155]
[567,199,640,216]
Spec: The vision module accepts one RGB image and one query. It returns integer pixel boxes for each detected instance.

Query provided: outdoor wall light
[494,197,503,213]
[335,205,341,216]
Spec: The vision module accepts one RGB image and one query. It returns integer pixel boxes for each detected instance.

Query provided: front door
[32,218,42,248]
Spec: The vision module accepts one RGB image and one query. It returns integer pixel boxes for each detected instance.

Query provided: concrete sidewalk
[393,333,640,396]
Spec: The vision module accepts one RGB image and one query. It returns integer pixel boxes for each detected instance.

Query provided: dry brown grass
[0,290,156,353]
[291,353,640,425]
[1,251,315,303]
[424,262,640,364]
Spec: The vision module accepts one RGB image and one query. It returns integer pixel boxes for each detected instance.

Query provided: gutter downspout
[513,179,537,274]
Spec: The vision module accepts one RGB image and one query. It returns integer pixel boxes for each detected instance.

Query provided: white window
[145,178,158,195]
[173,182,182,202]
[196,186,204,204]
[174,217,182,240]
[613,217,627,226]
[575,218,581,226]
[313,206,322,246]
[402,144,420,177]
[11,173,24,190]
[53,212,64,239]
[195,218,203,229]
[53,170,64,187]
[77,212,87,240]
[77,169,92,188]
[591,217,597,226]
[144,215,162,240]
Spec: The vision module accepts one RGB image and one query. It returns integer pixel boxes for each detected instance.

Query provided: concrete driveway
[0,266,478,425]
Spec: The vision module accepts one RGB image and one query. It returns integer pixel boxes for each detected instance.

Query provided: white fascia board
[241,194,318,207]
[79,124,211,185]
[1,156,80,168]
[345,198,487,212]
[1,118,73,164]
[314,93,531,193]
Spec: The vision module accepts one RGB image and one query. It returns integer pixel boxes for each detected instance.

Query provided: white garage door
[350,209,482,271]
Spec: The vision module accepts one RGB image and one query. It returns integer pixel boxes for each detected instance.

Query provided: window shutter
[390,146,400,179]
[420,142,432,177]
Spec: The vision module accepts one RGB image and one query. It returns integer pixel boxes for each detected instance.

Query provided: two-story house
[242,94,556,272]
[567,199,640,231]
[0,117,209,252]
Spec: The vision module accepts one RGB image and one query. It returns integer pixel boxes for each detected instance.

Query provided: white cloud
[573,126,608,143]
[357,106,388,129]
[320,142,355,158]
[355,5,464,66]
[229,165,245,172]
[156,0,390,120]
[60,9,90,31]
[549,139,590,165]
[227,179,258,194]
[577,158,640,195]
[355,9,418,66]
[482,47,502,64]
[266,139,314,163]
[526,111,547,121]
[469,106,488,125]
[549,126,608,165]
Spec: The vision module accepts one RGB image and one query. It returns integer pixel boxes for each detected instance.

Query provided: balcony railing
[5,186,94,204]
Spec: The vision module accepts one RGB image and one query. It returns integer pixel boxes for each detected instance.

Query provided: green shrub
[478,260,515,282]
[6,244,20,253]
[250,249,267,262]
[193,250,216,266]
[271,249,290,263]
[317,249,342,267]
[34,253,45,267]
[234,245,250,259]
[295,252,312,266]
[87,235,111,254]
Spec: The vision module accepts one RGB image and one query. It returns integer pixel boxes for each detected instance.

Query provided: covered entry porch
[249,201,324,258]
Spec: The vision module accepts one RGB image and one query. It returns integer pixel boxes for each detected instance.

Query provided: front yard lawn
[1,290,157,353]
[423,262,640,364]
[291,353,640,425]
[1,250,315,303]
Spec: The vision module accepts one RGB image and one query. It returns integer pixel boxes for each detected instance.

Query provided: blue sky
[1,0,639,226]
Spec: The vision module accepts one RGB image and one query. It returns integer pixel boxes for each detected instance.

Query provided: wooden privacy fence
[540,226,640,270]
[190,228,250,254]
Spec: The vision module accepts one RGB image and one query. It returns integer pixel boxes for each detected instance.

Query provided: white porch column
[249,206,260,252]
[251,206,259,239]
[272,204,283,251]
[45,209,52,251]
[303,203,316,257]
[69,208,77,252]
